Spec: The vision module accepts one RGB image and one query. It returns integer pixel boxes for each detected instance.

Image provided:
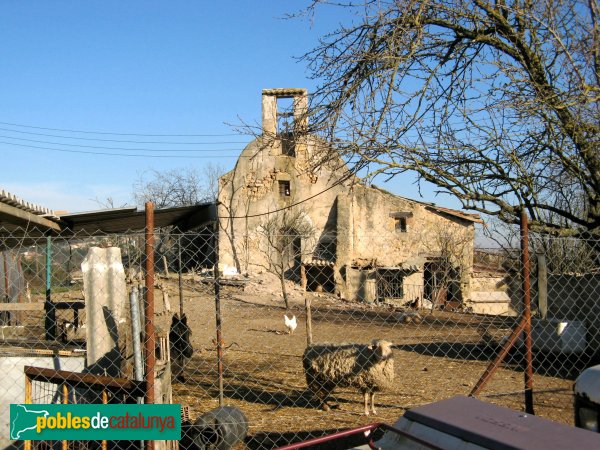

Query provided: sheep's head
[369,339,394,360]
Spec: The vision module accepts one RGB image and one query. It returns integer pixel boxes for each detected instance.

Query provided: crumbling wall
[469,269,515,315]
[219,90,478,305]
[218,135,347,276]
[336,185,476,303]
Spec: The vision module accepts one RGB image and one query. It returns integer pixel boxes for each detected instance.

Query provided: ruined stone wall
[469,270,516,315]
[337,185,475,266]
[336,185,476,303]
[218,135,348,276]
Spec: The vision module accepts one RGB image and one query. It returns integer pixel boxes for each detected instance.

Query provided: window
[390,211,412,232]
[395,217,407,232]
[279,180,291,197]
[377,270,404,300]
[277,98,296,157]
[281,132,296,157]
[315,239,336,261]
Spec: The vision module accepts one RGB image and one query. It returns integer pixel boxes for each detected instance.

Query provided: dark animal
[170,313,193,382]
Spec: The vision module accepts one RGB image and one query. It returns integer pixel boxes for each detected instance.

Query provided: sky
[1,1,467,217]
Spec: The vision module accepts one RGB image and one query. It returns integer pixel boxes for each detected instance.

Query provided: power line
[0,135,248,152]
[0,118,353,217]
[0,127,251,145]
[0,141,244,158]
[0,120,243,137]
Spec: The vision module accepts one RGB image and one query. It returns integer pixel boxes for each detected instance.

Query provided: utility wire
[0,128,251,145]
[0,141,244,158]
[0,135,247,152]
[0,120,354,218]
[0,120,242,137]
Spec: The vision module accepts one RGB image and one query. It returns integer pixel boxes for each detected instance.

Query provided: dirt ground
[14,274,581,449]
[160,276,579,449]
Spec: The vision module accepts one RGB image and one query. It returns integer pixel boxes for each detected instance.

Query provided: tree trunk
[280,273,290,310]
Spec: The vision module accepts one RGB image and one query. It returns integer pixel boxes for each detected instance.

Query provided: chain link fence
[0,225,598,449]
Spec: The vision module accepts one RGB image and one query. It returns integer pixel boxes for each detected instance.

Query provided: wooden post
[305,296,313,346]
[301,265,313,346]
[102,390,108,450]
[537,254,548,320]
[62,384,69,450]
[520,211,535,415]
[162,255,170,277]
[24,374,31,450]
[470,315,528,397]
[24,375,31,404]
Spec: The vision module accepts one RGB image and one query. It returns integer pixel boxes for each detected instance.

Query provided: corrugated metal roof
[0,189,62,235]
[0,189,56,217]
[59,202,217,234]
[0,188,217,250]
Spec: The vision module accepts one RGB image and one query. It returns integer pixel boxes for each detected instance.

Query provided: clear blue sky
[1,1,465,215]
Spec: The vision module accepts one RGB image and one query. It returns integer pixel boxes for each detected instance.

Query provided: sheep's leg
[319,393,332,411]
[363,392,370,416]
[370,392,377,415]
[322,387,334,411]
[312,384,331,411]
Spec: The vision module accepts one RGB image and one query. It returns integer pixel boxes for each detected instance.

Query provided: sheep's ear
[172,314,179,324]
[371,340,384,357]
[181,314,187,323]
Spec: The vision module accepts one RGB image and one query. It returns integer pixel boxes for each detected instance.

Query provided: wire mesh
[0,225,598,449]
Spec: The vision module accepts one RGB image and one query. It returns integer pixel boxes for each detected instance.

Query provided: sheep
[302,339,394,415]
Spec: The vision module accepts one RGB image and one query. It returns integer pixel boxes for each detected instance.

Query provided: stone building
[218,88,482,307]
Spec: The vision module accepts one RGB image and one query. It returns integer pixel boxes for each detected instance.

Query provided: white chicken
[284,314,297,334]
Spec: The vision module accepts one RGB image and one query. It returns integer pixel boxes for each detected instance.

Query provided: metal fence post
[2,252,10,325]
[144,202,156,450]
[44,235,56,340]
[130,286,144,382]
[213,221,224,406]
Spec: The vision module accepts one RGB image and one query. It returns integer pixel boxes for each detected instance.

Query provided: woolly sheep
[302,339,394,415]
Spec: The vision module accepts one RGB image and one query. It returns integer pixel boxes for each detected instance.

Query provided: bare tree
[299,0,600,235]
[420,222,473,310]
[92,196,129,209]
[217,159,254,275]
[256,208,316,309]
[133,164,223,208]
[132,164,224,271]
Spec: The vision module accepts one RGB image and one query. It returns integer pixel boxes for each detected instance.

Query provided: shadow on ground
[395,342,599,379]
